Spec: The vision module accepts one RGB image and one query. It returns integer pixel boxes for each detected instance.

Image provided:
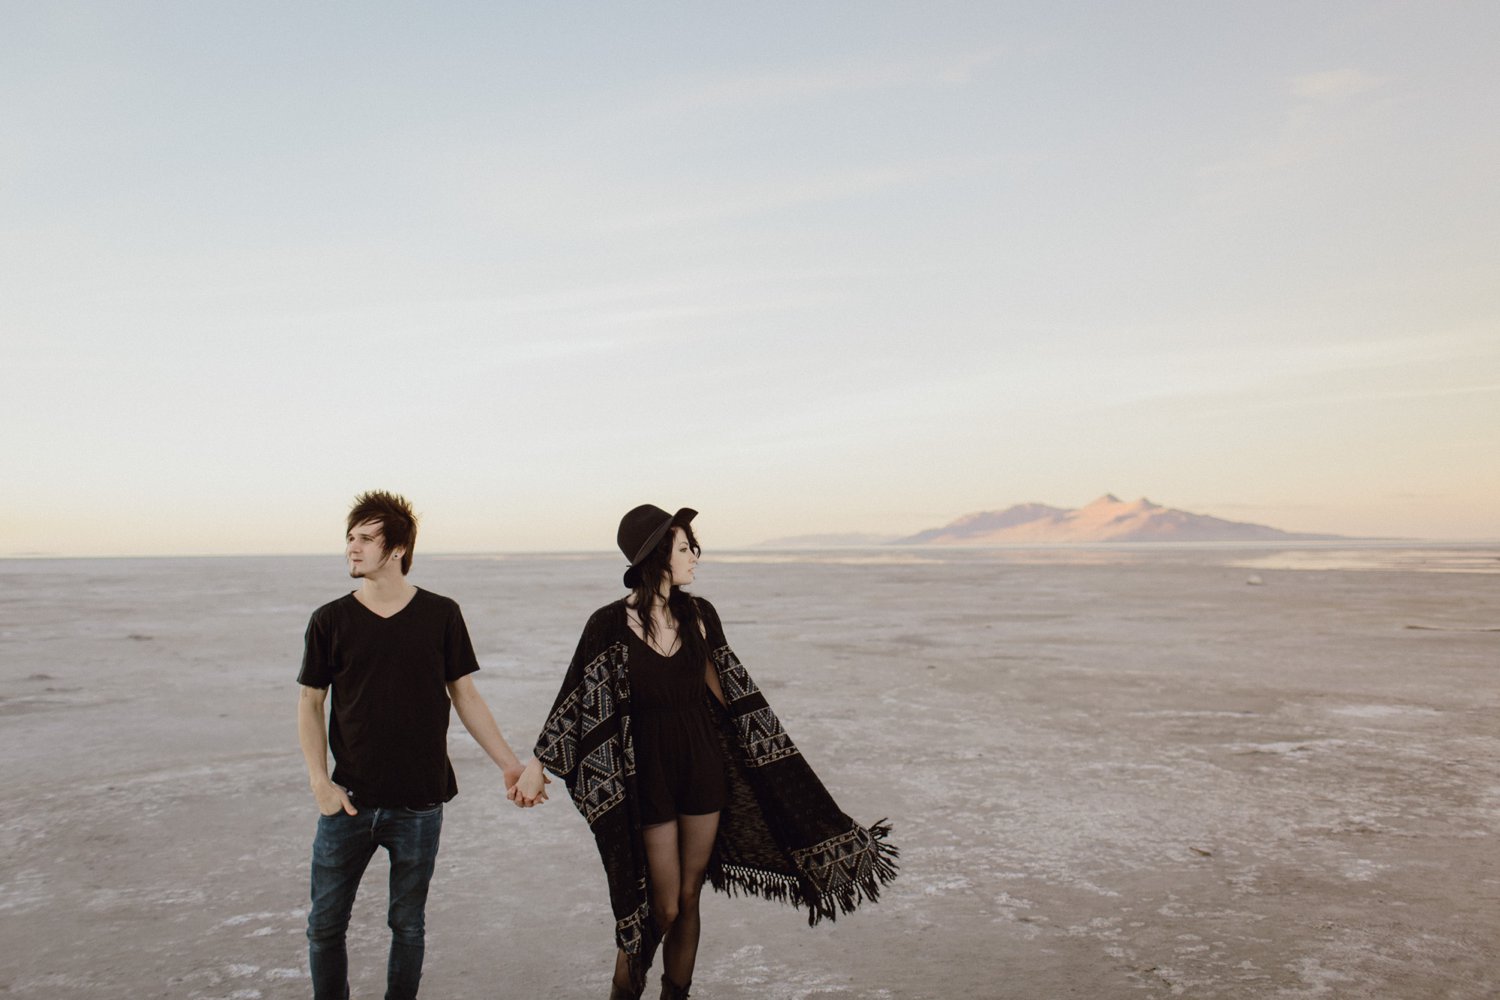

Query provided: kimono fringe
[708,819,900,927]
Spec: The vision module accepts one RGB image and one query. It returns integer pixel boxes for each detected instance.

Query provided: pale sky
[4,2,1497,556]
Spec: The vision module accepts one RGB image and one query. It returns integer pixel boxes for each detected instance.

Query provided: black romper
[627,629,728,825]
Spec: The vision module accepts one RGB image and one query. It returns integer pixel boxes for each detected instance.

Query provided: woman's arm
[704,661,728,707]
[694,599,729,706]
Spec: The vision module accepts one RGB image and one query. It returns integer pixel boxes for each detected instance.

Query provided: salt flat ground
[0,547,1495,1000]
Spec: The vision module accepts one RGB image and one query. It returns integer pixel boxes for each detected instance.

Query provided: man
[297,490,531,1000]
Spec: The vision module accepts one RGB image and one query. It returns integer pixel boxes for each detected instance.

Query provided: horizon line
[6,537,1500,561]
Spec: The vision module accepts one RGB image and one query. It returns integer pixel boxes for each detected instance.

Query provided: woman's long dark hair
[629,521,708,667]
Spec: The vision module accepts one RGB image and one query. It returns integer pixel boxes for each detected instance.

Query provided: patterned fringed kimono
[534,597,898,981]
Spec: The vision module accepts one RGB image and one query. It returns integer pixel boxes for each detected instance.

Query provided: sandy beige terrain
[1,547,1496,999]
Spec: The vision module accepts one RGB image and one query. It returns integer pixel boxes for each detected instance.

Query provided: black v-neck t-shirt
[299,588,480,807]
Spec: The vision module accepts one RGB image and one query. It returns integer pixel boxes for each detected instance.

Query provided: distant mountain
[895,495,1347,544]
[752,532,899,549]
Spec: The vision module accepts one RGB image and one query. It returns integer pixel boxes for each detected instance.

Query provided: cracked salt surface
[1,550,1497,999]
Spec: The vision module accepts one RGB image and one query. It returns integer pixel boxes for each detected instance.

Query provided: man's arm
[298,685,356,815]
[447,674,531,796]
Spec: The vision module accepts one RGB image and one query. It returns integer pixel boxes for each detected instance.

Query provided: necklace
[627,608,678,632]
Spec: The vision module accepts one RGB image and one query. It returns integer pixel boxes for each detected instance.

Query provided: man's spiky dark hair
[346,490,418,575]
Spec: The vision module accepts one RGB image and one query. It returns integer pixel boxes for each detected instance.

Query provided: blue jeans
[307,805,443,1000]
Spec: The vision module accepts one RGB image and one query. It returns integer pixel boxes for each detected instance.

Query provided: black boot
[610,981,643,1000]
[659,975,691,1000]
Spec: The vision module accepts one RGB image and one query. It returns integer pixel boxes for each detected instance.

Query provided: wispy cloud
[1203,66,1387,186]
[1207,382,1500,414]
[1290,68,1382,103]
[1092,358,1500,420]
[635,46,1007,116]
[595,154,999,232]
[927,329,1500,419]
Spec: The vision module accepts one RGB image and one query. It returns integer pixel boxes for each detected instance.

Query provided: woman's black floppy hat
[618,504,697,588]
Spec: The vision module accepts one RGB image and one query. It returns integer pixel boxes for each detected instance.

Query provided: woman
[514,504,897,1000]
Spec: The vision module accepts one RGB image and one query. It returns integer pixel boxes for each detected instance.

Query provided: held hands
[507,758,551,808]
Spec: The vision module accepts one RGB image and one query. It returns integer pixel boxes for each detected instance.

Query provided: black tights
[613,811,720,991]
